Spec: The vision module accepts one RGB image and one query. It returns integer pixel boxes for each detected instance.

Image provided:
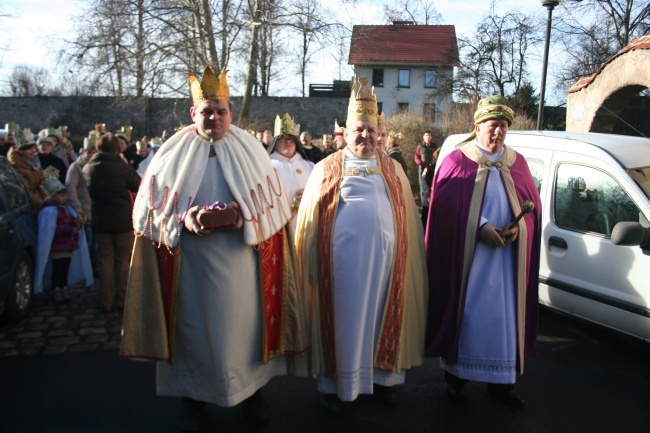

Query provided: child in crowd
[34,177,94,302]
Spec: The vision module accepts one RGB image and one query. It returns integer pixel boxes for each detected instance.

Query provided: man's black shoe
[242,389,270,424]
[373,384,397,406]
[180,398,205,432]
[487,384,525,408]
[318,393,340,413]
[446,383,465,401]
[490,390,525,408]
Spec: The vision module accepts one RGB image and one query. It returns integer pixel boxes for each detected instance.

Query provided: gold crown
[42,176,66,196]
[187,66,230,106]
[322,134,332,142]
[346,76,378,127]
[95,123,106,134]
[274,113,300,136]
[39,127,60,139]
[388,131,403,146]
[377,112,386,132]
[333,119,344,135]
[5,122,20,133]
[21,128,34,145]
[117,125,133,135]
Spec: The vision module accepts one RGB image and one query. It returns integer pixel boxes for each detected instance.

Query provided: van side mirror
[611,222,650,249]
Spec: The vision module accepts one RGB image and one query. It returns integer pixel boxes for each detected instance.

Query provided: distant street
[1,282,649,433]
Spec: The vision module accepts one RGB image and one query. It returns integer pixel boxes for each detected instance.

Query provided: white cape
[133,125,291,247]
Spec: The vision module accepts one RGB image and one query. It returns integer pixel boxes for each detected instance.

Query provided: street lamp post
[537,0,560,130]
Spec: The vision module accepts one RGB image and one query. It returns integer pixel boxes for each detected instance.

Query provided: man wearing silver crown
[294,76,427,412]
[121,66,309,431]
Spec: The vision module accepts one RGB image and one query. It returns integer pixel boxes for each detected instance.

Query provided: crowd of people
[0,65,542,432]
[0,122,165,312]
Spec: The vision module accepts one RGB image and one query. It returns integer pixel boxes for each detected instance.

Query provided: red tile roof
[568,34,650,93]
[348,24,458,66]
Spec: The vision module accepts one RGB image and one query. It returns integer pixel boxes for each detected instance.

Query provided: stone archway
[566,35,650,133]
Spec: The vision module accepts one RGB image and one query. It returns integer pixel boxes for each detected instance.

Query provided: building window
[423,103,436,122]
[372,69,384,87]
[398,69,410,87]
[425,69,437,88]
[397,102,409,113]
[377,102,383,114]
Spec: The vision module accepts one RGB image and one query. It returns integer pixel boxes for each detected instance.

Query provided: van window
[555,164,640,237]
[525,157,544,193]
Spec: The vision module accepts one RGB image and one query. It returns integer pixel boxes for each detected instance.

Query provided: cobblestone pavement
[0,280,123,357]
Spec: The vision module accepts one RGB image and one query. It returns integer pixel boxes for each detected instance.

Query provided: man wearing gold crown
[294,76,427,412]
[424,95,542,408]
[322,134,334,156]
[120,66,308,431]
[332,119,346,150]
[386,131,408,175]
[376,112,388,150]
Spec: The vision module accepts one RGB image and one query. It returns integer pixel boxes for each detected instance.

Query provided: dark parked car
[0,156,37,322]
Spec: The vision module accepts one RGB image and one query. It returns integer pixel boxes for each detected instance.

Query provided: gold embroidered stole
[458,143,529,373]
[317,151,409,375]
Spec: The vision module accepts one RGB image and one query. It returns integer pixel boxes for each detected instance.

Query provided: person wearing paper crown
[376,112,388,150]
[120,66,309,431]
[386,131,408,175]
[7,134,49,211]
[424,95,542,408]
[37,136,68,182]
[34,176,93,304]
[332,118,346,150]
[267,113,313,236]
[321,134,334,156]
[294,76,427,412]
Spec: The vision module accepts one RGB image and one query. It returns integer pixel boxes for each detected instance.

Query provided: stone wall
[0,96,348,146]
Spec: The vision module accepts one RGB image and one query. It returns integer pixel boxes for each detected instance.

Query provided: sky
[0,0,555,101]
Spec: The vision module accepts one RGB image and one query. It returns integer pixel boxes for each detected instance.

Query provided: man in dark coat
[84,133,141,313]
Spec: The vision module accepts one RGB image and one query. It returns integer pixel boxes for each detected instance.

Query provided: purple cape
[424,146,542,370]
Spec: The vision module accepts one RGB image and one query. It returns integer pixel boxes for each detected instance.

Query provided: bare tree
[553,0,650,91]
[257,0,283,96]
[6,65,55,96]
[239,0,263,122]
[284,0,336,97]
[63,0,248,98]
[383,0,442,25]
[454,5,541,102]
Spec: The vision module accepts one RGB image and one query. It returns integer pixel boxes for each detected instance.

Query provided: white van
[436,131,650,341]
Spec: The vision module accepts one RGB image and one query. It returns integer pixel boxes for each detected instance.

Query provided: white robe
[441,143,517,384]
[156,153,286,407]
[317,150,405,400]
[270,152,313,234]
[135,150,154,177]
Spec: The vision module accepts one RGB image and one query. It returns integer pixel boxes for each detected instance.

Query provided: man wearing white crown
[294,76,428,412]
[120,66,308,431]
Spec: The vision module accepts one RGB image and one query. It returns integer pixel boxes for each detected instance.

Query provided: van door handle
[549,236,567,249]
